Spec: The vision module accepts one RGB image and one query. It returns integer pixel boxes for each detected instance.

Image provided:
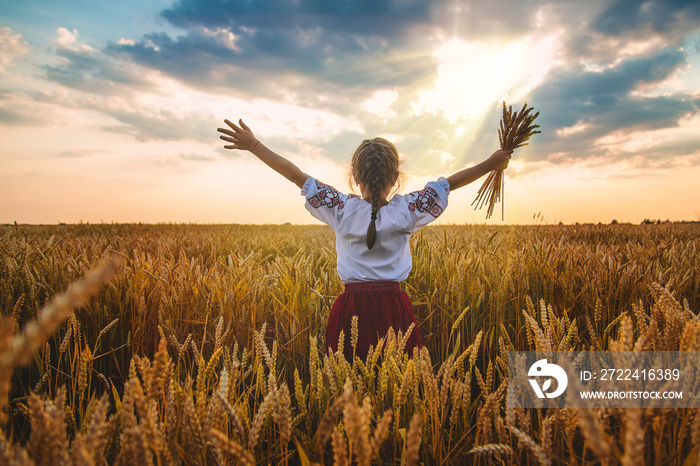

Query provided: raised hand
[217,119,259,151]
[489,149,513,171]
[216,117,309,187]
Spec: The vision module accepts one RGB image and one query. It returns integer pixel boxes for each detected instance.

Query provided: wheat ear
[0,257,120,423]
[473,101,540,219]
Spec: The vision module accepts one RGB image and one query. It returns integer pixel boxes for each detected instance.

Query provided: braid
[350,138,402,250]
[366,159,384,249]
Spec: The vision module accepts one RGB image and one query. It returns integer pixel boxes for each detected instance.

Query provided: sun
[415,36,556,121]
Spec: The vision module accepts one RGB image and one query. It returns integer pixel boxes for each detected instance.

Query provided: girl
[218,119,512,361]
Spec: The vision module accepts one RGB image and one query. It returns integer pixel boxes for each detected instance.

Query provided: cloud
[161,0,435,35]
[26,28,224,142]
[529,47,699,162]
[54,149,113,158]
[0,27,29,71]
[96,104,216,142]
[438,0,545,40]
[44,28,162,95]
[160,0,548,44]
[105,25,438,106]
[0,90,58,126]
[25,0,700,174]
[53,27,91,52]
[8,84,219,142]
[311,89,497,176]
[179,152,217,162]
[39,3,539,119]
[113,0,551,101]
[556,0,700,66]
[593,0,700,38]
[151,152,216,173]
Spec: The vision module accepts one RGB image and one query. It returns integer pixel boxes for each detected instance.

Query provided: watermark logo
[528,359,568,399]
[509,352,698,408]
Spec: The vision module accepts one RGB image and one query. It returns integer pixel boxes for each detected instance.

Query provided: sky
[1,0,699,225]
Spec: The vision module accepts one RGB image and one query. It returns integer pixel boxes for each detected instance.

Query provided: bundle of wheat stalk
[472,101,540,220]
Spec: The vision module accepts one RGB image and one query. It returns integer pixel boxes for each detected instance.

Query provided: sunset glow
[417,35,557,121]
[1,1,699,225]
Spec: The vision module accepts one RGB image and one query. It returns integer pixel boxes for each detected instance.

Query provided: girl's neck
[362,197,389,207]
[359,185,389,207]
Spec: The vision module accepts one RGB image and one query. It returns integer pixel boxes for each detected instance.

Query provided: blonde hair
[349,137,404,249]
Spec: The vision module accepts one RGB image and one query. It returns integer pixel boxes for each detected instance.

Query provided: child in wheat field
[218,119,512,360]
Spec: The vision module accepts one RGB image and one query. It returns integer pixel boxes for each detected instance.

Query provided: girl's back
[302,175,450,283]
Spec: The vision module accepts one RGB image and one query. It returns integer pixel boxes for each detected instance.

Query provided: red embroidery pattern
[309,181,347,210]
[408,186,443,217]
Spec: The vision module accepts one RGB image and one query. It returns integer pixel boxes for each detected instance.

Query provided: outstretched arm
[218,119,309,189]
[446,149,513,191]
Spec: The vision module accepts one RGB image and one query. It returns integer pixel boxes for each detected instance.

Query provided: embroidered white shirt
[301,176,450,283]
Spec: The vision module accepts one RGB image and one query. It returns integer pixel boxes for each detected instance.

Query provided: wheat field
[1,222,699,465]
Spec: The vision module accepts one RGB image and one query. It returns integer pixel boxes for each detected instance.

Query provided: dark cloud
[530,47,699,162]
[44,0,543,112]
[106,23,438,104]
[536,47,688,125]
[149,0,539,96]
[161,0,434,35]
[560,0,700,64]
[160,0,545,43]
[593,0,700,37]
[152,0,440,89]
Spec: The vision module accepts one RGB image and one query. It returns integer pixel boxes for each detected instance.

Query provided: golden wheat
[473,101,541,219]
[0,223,698,464]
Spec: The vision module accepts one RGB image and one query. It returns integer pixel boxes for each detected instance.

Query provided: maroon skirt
[325,282,422,362]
